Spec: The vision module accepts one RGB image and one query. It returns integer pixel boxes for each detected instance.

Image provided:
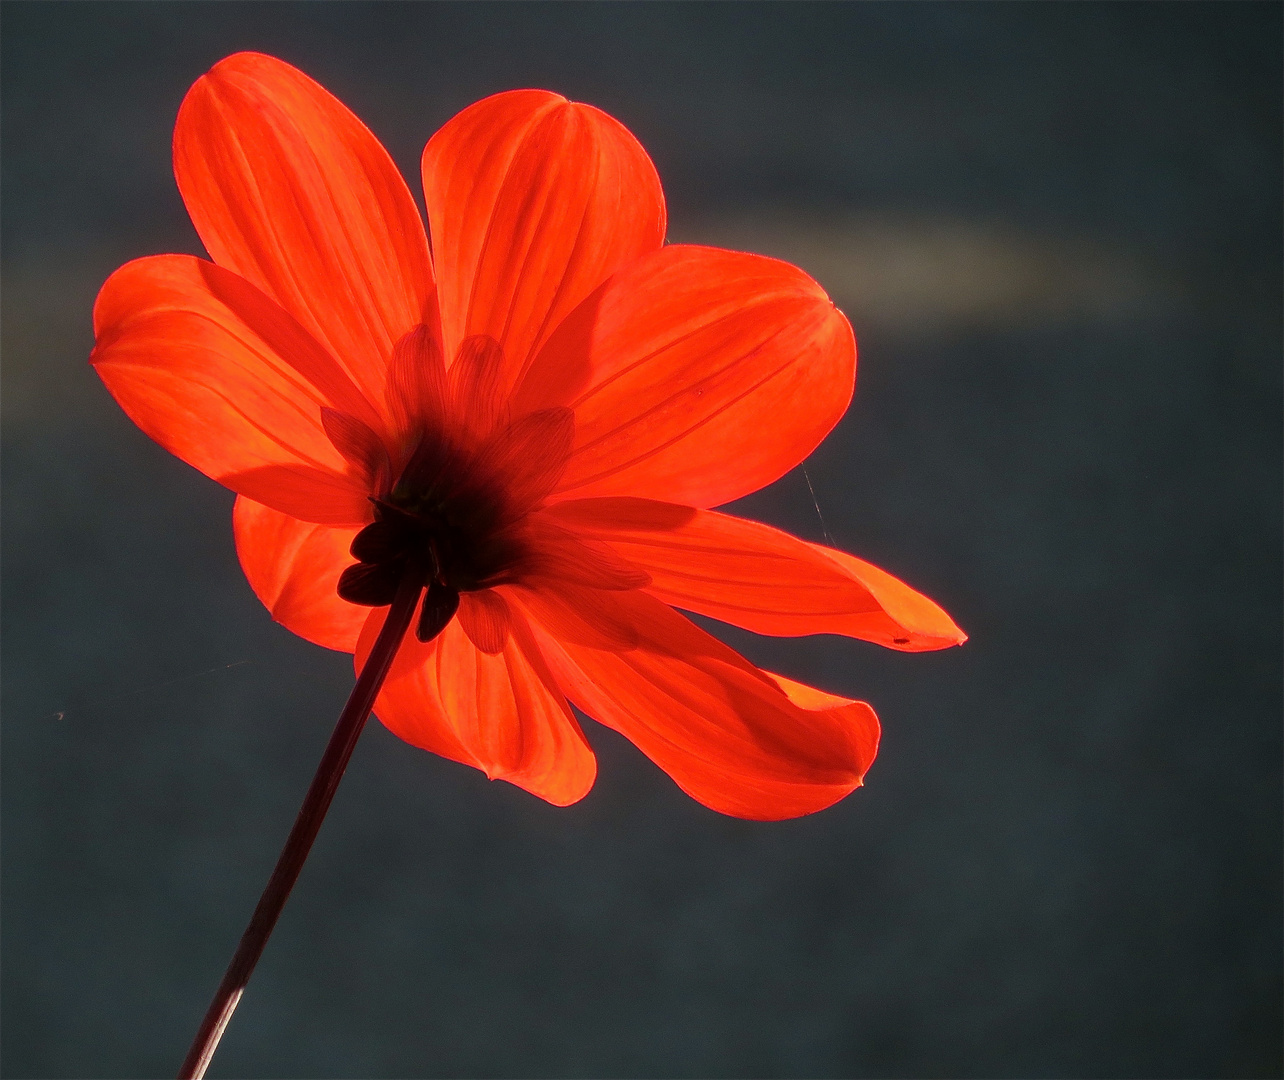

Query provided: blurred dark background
[3,3,1280,1077]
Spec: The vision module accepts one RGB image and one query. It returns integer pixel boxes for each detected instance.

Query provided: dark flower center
[330,328,575,644]
[335,414,576,647]
[337,431,525,642]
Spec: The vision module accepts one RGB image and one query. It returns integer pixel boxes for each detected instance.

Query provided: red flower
[92,53,964,820]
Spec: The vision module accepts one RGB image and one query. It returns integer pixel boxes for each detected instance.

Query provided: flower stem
[177,572,423,1080]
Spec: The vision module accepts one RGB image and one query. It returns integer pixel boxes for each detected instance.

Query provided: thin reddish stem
[177,572,423,1080]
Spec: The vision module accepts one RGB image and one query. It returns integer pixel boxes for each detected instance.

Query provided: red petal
[422,89,665,394]
[320,408,391,492]
[809,544,968,651]
[472,409,575,520]
[517,245,856,508]
[520,513,651,591]
[523,589,879,820]
[222,465,372,525]
[232,496,366,651]
[385,325,448,448]
[449,335,508,445]
[457,589,512,654]
[544,498,966,651]
[511,583,641,652]
[92,255,372,520]
[356,599,597,806]
[174,51,435,407]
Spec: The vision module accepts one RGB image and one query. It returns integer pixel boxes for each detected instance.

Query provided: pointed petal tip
[887,626,967,652]
[807,544,966,652]
[546,499,960,653]
[887,616,967,652]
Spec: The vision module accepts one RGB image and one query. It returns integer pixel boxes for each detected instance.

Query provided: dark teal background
[3,3,1280,1077]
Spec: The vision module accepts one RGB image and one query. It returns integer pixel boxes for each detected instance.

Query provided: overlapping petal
[542,498,965,651]
[516,245,856,508]
[174,51,436,407]
[233,497,365,651]
[357,597,597,806]
[524,589,879,820]
[422,89,665,394]
[92,254,371,524]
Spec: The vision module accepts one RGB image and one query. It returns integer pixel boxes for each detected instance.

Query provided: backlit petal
[232,496,366,651]
[422,89,665,393]
[523,589,879,820]
[320,408,391,492]
[518,245,855,508]
[457,589,512,654]
[544,498,965,651]
[385,325,449,447]
[511,583,641,652]
[449,335,508,445]
[357,600,597,806]
[174,51,435,407]
[472,409,575,520]
[222,465,372,525]
[519,513,651,592]
[92,255,372,521]
[808,544,968,650]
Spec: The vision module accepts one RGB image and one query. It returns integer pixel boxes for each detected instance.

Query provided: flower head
[92,53,964,820]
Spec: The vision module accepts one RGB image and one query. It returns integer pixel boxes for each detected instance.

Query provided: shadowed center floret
[337,435,525,641]
[332,330,577,643]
